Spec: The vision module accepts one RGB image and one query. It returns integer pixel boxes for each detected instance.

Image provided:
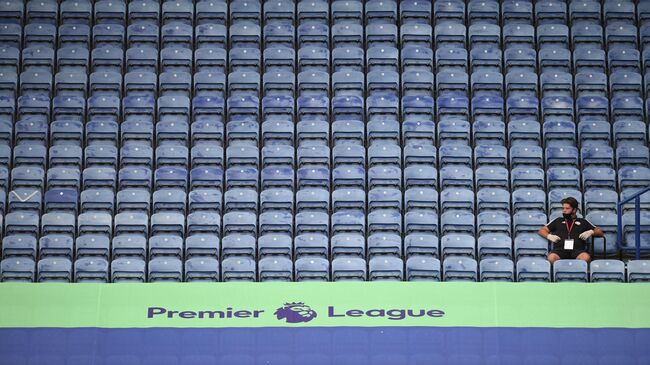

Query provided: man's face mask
[563,209,575,220]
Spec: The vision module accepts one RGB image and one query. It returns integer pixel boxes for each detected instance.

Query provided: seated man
[538,197,604,264]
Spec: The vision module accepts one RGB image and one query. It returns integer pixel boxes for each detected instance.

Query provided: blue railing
[617,185,650,260]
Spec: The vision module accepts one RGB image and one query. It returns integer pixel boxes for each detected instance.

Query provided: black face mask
[563,212,574,220]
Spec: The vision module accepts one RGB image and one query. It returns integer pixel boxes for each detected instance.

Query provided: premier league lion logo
[274,302,317,323]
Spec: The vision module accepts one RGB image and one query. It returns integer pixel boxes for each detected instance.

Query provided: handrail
[617,185,650,260]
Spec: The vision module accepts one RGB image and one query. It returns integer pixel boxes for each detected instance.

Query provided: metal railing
[617,185,650,260]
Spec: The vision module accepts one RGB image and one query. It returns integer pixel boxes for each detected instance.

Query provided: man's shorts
[549,249,590,260]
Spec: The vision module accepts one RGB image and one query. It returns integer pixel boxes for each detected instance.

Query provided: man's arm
[538,226,551,239]
[539,225,561,243]
[578,223,604,240]
[593,227,604,237]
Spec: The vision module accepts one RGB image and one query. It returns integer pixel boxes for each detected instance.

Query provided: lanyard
[565,219,576,239]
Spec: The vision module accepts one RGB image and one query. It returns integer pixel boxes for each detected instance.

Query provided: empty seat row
[2,255,648,283]
[5,0,650,29]
[2,208,650,258]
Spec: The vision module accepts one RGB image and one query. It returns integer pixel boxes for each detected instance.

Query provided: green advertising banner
[1,282,649,329]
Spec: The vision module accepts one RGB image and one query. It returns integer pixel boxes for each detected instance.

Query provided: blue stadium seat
[628,260,650,282]
[75,234,110,259]
[469,23,501,50]
[147,257,185,282]
[590,260,626,283]
[439,166,473,190]
[294,233,328,259]
[574,51,607,75]
[399,0,432,24]
[111,232,147,258]
[295,257,329,281]
[298,22,329,49]
[516,257,551,282]
[221,234,256,258]
[263,47,295,73]
[58,24,91,50]
[480,258,515,282]
[259,256,293,282]
[149,235,184,259]
[553,259,588,282]
[125,47,158,73]
[332,187,365,212]
[299,46,330,72]
[471,46,503,74]
[0,47,20,77]
[77,212,112,238]
[583,167,617,191]
[334,47,365,72]
[259,211,293,236]
[469,0,500,25]
[437,118,471,146]
[185,257,219,282]
[478,233,512,259]
[127,23,159,50]
[0,257,36,282]
[513,211,547,236]
[297,1,330,24]
[263,0,295,24]
[74,257,109,283]
[443,256,477,282]
[330,0,361,24]
[537,24,569,50]
[365,0,397,24]
[331,210,364,236]
[0,24,22,50]
[477,211,511,236]
[404,233,439,258]
[366,23,398,48]
[221,256,256,282]
[434,0,466,24]
[38,233,74,259]
[230,0,261,24]
[511,188,545,214]
[405,209,438,237]
[503,23,535,51]
[619,167,650,192]
[539,48,571,74]
[8,188,42,213]
[617,145,650,169]
[571,23,604,50]
[536,0,567,23]
[584,189,618,216]
[264,23,295,50]
[608,48,641,73]
[128,0,161,25]
[369,256,403,281]
[11,166,46,191]
[332,256,367,281]
[2,235,37,259]
[162,0,194,25]
[475,166,508,190]
[367,210,401,236]
[546,167,581,191]
[26,0,59,25]
[476,188,510,213]
[37,257,72,282]
[570,0,601,24]
[20,71,53,97]
[331,233,365,258]
[406,256,441,281]
[441,233,476,259]
[256,233,291,258]
[111,257,147,282]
